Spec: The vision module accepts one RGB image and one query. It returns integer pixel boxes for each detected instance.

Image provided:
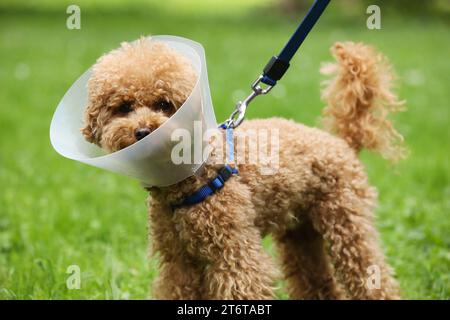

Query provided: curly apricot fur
[82,39,404,300]
[321,42,406,162]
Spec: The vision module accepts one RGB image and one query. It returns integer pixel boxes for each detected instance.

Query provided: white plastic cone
[50,36,218,187]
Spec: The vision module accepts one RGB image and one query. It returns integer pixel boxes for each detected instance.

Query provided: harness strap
[171,126,237,210]
[171,165,238,210]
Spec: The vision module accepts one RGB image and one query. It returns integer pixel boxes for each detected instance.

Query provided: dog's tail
[320,42,406,162]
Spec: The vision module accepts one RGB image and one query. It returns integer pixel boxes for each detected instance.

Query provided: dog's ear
[81,102,100,144]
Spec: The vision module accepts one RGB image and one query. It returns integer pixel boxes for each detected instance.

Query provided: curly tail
[320,42,406,162]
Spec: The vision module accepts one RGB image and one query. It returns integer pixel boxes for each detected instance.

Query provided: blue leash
[174,0,330,210]
[262,0,330,86]
[221,0,330,129]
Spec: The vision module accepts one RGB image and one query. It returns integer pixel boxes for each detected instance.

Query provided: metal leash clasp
[221,75,274,129]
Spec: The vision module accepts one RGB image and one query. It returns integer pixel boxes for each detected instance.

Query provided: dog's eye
[117,102,132,114]
[154,100,173,113]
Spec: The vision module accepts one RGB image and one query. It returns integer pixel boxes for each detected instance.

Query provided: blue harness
[171,125,237,210]
[171,164,238,210]
[173,0,330,210]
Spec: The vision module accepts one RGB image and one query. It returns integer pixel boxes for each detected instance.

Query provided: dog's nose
[135,128,151,141]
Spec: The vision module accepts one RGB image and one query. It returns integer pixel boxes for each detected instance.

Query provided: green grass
[0,1,449,299]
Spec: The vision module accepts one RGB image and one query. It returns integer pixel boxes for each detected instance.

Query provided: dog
[81,37,405,299]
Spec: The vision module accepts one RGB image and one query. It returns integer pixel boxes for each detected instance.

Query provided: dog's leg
[309,192,400,300]
[149,200,203,299]
[152,255,203,300]
[178,179,277,300]
[275,218,346,299]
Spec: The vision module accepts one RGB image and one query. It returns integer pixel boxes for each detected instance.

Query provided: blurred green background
[0,0,449,299]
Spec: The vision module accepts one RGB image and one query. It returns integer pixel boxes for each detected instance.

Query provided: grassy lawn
[0,1,448,299]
